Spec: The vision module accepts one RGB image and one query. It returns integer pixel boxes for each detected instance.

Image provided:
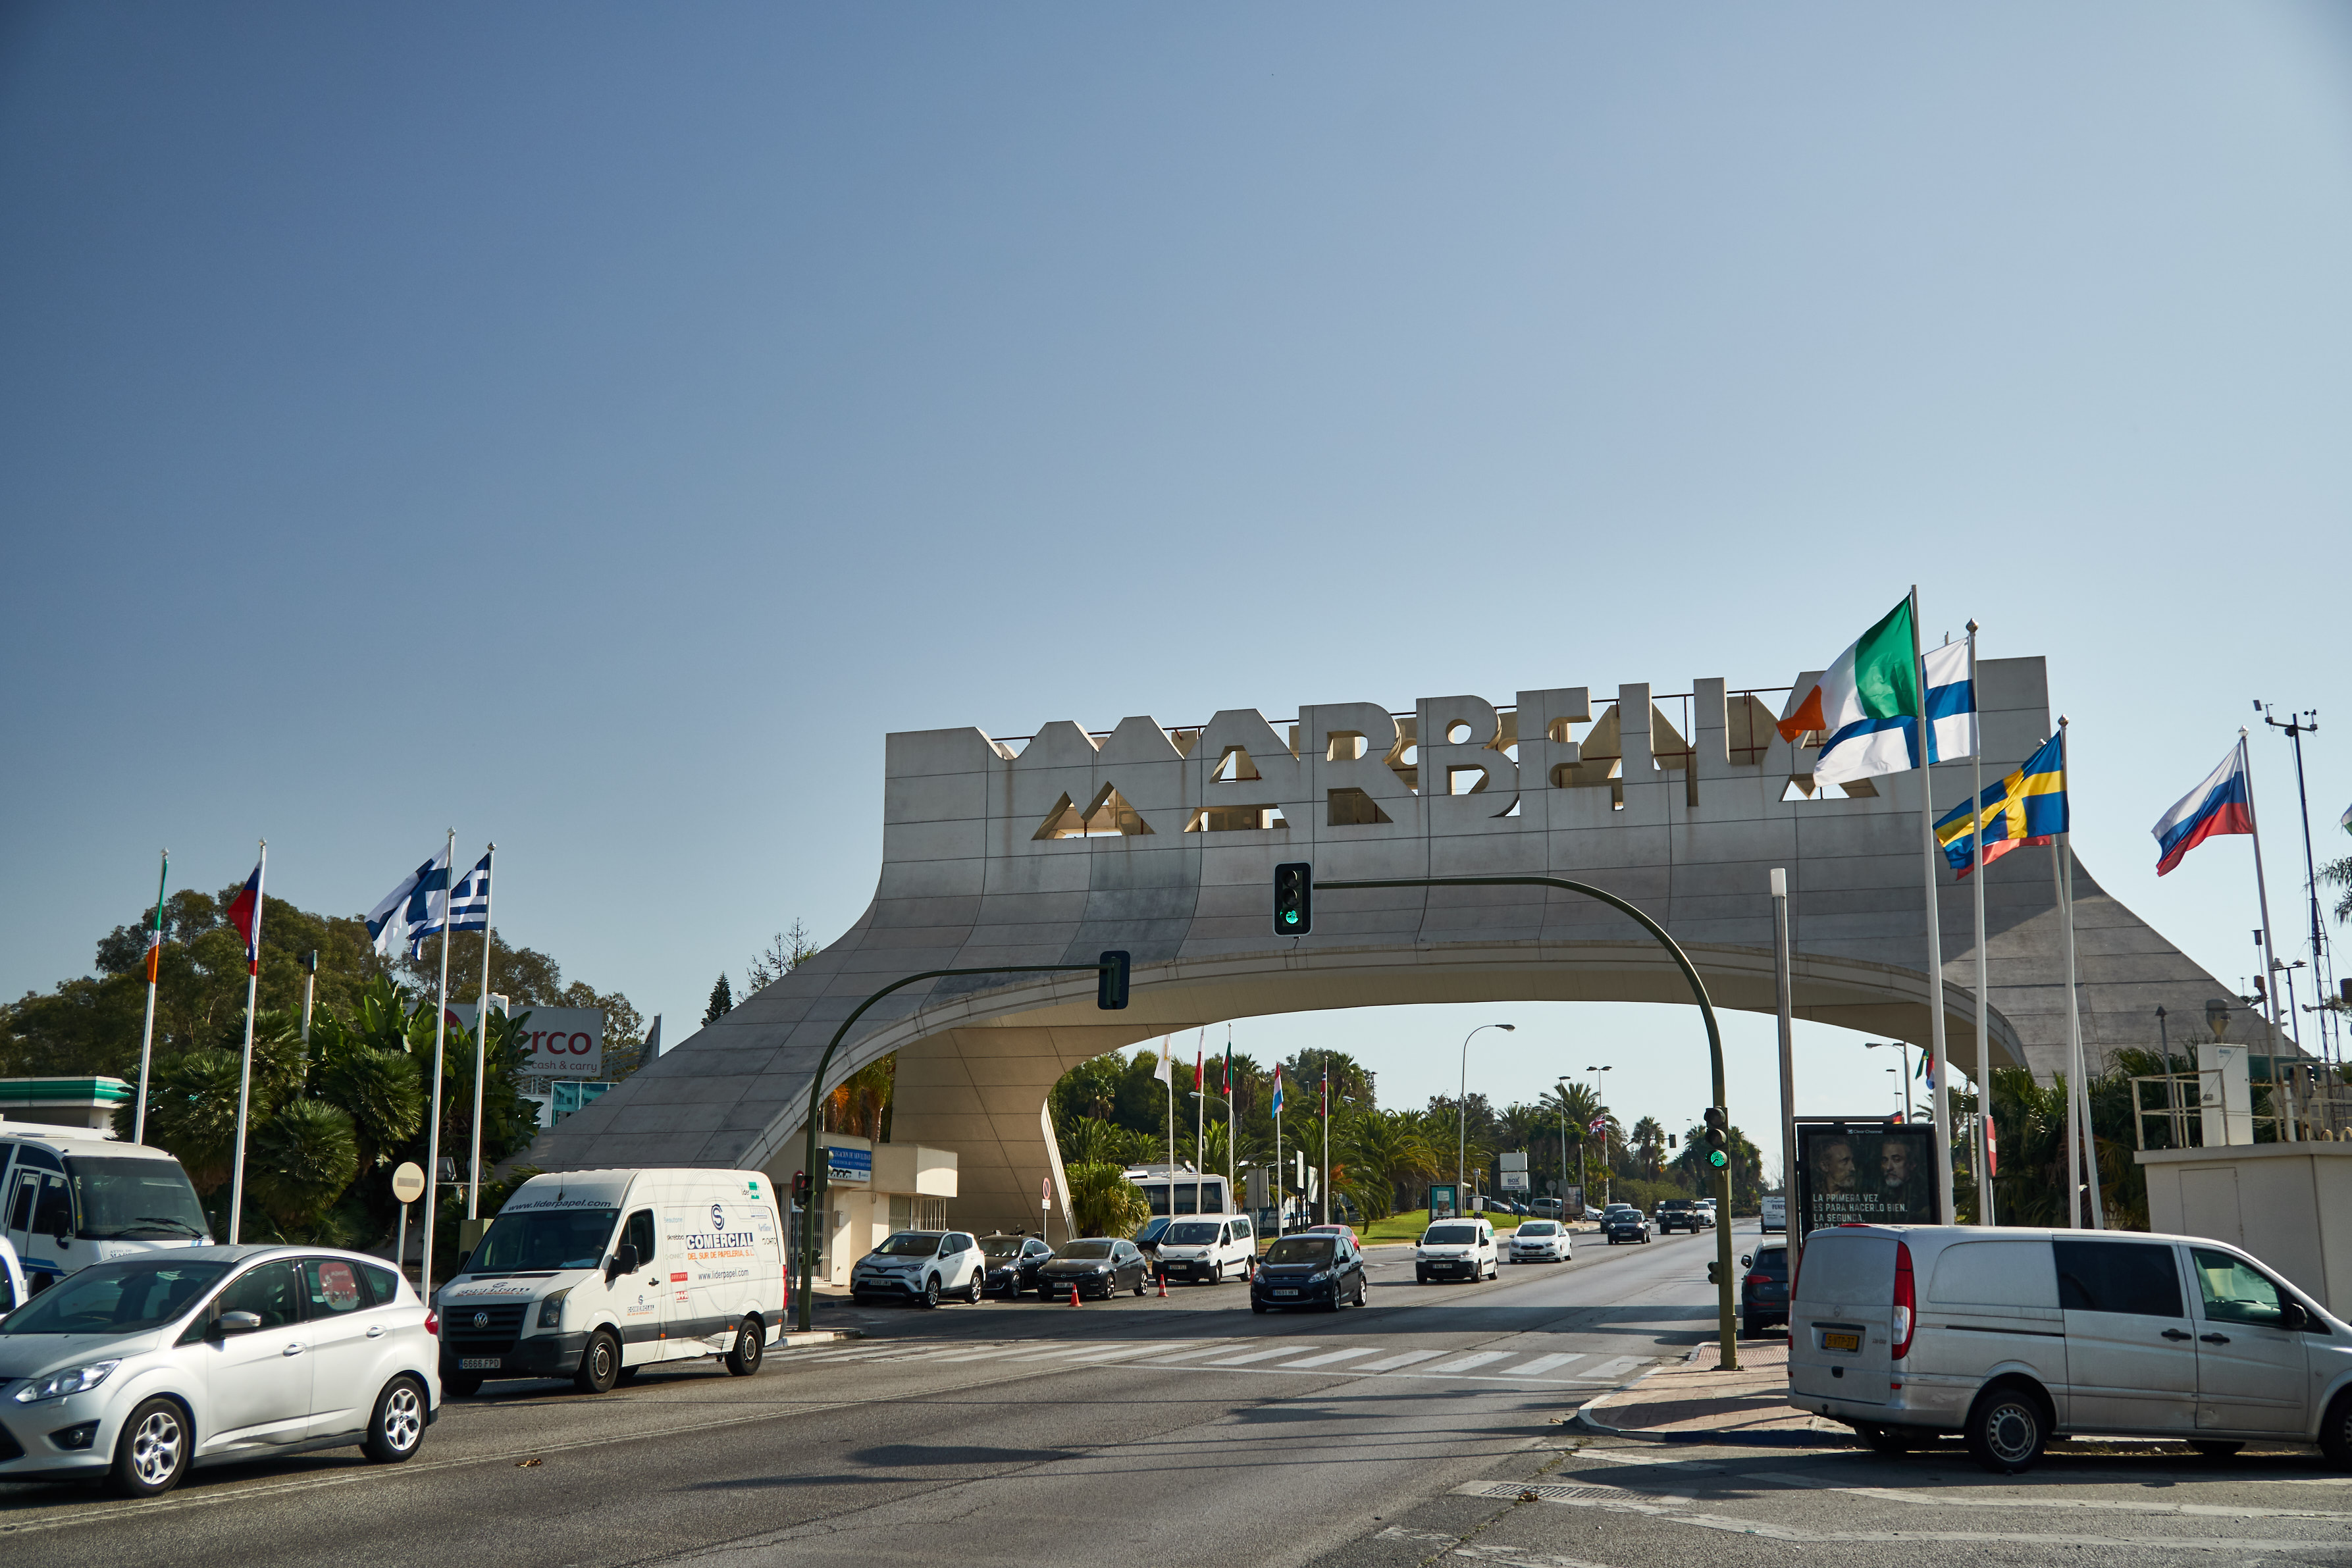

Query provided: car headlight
[14,1361,120,1403]
[538,1287,573,1329]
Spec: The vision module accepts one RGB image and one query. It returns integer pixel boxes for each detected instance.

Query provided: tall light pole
[1457,1022,1516,1209]
[1586,1064,1613,1206]
[1866,1041,1914,1122]
[1555,1076,1575,1210]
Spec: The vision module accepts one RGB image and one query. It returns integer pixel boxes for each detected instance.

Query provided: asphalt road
[8,1222,2349,1568]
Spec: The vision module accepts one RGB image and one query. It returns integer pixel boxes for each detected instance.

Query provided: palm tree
[1629,1116,1666,1178]
[1064,1161,1149,1238]
[1341,1108,1440,1218]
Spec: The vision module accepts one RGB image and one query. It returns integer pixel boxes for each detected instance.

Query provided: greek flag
[366,847,449,959]
[448,852,492,932]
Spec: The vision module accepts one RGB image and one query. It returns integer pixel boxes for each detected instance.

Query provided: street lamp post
[1457,1023,1515,1211]
[1586,1065,1613,1207]
[1867,1041,1915,1122]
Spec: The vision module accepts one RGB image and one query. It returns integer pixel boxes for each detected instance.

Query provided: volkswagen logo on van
[473,1311,489,1329]
[710,1202,725,1231]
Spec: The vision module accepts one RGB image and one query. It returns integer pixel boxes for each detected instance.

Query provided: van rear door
[1787,1230,1896,1406]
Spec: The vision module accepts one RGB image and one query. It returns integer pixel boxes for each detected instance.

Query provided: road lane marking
[1203,1346,1307,1366]
[1359,1349,1448,1371]
[1058,1342,1190,1363]
[1130,1344,1237,1365]
[1430,1351,1511,1372]
[1505,1353,1588,1378]
[1581,1356,1641,1380]
[1278,1347,1379,1369]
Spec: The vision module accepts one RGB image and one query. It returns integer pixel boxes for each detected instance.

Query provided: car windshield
[1264,1237,1336,1266]
[1424,1224,1478,1243]
[1518,1222,1559,1236]
[1,1259,230,1335]
[1058,1240,1115,1259]
[63,1156,210,1241]
[875,1232,944,1257]
[980,1237,1024,1259]
[1136,1217,1172,1242]
[1168,1222,1222,1243]
[464,1208,621,1273]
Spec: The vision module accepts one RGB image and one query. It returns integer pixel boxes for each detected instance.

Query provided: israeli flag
[448,852,492,932]
[1922,640,1977,764]
[366,846,450,959]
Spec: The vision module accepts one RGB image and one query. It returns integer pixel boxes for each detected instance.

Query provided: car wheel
[1742,1313,1758,1339]
[444,1371,484,1398]
[1352,1273,1367,1308]
[966,1272,984,1305]
[363,1375,427,1463]
[2189,1440,2242,1459]
[726,1316,766,1376]
[575,1328,623,1394]
[1251,1299,1268,1314]
[920,1276,941,1309]
[110,1396,190,1498]
[2319,1390,2352,1470]
[1416,1268,1429,1283]
[1963,1380,2048,1475]
[1133,1272,1147,1297]
[1211,1262,1224,1285]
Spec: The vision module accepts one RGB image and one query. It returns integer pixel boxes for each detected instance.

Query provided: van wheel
[109,1397,190,1497]
[444,1371,483,1398]
[1211,1263,1224,1285]
[363,1376,427,1463]
[2188,1440,2241,1459]
[575,1328,623,1394]
[1964,1380,2048,1474]
[726,1317,765,1376]
[2320,1390,2352,1469]
[1857,1423,1912,1455]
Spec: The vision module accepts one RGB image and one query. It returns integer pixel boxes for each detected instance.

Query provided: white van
[1787,1224,2352,1473]
[1417,1218,1498,1282]
[1760,1196,1785,1234]
[437,1168,785,1396]
[1,1125,211,1294]
[1154,1214,1257,1285]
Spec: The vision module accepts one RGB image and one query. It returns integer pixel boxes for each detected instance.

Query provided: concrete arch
[529,658,2269,1235]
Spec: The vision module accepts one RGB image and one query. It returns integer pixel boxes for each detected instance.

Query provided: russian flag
[2152,742,2255,876]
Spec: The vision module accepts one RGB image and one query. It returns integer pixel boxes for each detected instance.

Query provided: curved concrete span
[529,657,2259,1234]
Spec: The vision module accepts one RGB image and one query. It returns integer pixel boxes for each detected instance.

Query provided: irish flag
[1777,596,1922,786]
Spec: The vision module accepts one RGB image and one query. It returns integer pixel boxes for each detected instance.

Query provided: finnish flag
[1922,640,1977,764]
[367,847,450,959]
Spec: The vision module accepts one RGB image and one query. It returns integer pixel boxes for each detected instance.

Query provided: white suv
[850,1231,986,1307]
[1154,1215,1257,1285]
[1416,1219,1497,1283]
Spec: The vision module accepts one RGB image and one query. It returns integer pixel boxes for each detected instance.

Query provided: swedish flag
[1935,734,2067,878]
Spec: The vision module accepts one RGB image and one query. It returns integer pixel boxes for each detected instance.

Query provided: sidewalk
[1576,1338,1848,1446]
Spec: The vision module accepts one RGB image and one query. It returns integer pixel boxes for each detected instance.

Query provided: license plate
[459,1357,503,1370]
[1274,1289,1298,1297]
[1822,1332,1860,1353]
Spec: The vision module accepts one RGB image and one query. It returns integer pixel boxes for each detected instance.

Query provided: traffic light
[1097,950,1130,1010]
[1273,862,1313,937]
[1702,1107,1729,1170]
[791,1170,809,1209]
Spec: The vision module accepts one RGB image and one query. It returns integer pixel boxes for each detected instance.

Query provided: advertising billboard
[452,1002,606,1079]
[1793,1120,1939,1239]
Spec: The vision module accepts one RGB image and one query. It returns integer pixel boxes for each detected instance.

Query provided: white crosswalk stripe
[1203,1345,1306,1367]
[1278,1347,1378,1369]
[785,1338,1650,1387]
[1427,1351,1510,1373]
[1358,1349,1448,1372]
[1507,1353,1588,1378]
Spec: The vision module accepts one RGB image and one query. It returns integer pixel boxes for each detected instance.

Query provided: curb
[775,1329,862,1349]
[1569,1360,1848,1450]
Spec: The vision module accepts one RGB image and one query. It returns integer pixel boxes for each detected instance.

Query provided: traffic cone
[1157,1270,1168,1299]
[1068,1281,1080,1306]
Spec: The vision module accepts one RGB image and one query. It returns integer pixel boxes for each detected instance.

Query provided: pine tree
[704,974,734,1026]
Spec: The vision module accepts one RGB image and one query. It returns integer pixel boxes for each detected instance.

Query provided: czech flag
[2153,741,2255,876]
[224,861,265,976]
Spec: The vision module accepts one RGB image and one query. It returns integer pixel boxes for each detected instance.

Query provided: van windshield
[1424,1224,1478,1244]
[64,1157,210,1241]
[466,1208,621,1274]
[1168,1222,1222,1244]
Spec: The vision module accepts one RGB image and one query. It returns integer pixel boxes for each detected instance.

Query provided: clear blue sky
[5,5,2346,1175]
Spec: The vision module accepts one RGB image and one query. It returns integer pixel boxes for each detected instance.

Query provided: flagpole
[1966,623,1995,1226]
[1224,1025,1234,1222]
[2054,729,2104,1228]
[132,849,169,1147]
[421,829,454,1304]
[2239,731,2293,1134]
[228,840,266,1244]
[1321,1064,1330,1227]
[467,844,496,1220]
[1164,1036,1176,1218]
[1908,587,1958,1225]
[1195,1033,1205,1219]
[1274,1070,1284,1240]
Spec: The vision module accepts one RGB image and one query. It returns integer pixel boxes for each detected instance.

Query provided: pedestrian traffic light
[791,1170,809,1208]
[1097,950,1130,1010]
[1702,1107,1729,1169]
[1273,862,1313,936]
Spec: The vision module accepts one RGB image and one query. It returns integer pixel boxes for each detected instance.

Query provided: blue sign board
[824,1147,872,1184]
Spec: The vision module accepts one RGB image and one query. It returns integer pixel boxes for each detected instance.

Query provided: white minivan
[437,1168,785,1396]
[1787,1224,2352,1473]
[3,1125,212,1294]
[1153,1215,1257,1285]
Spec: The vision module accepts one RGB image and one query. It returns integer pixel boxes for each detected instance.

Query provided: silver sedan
[0,1244,440,1496]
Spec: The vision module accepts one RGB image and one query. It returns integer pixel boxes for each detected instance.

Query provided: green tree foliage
[1064,1159,1150,1238]
[704,975,735,1025]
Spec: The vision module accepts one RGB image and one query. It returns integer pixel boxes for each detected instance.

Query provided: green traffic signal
[1708,1149,1728,1168]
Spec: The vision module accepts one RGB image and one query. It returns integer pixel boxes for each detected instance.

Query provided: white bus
[1126,1170,1232,1218]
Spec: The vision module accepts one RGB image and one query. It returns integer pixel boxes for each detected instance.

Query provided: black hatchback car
[1602,1209,1651,1244]
[1740,1241,1789,1336]
[1035,1238,1149,1299]
[980,1234,1054,1297]
[1250,1232,1367,1313]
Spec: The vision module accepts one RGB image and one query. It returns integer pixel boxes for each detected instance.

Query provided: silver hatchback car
[0,1245,440,1496]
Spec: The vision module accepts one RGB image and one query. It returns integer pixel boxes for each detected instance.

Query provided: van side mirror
[2280,1301,2310,1330]
[608,1243,640,1280]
